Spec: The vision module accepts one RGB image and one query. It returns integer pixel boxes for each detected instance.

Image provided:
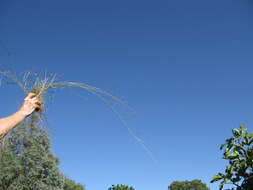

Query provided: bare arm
[0,93,42,137]
[0,112,26,137]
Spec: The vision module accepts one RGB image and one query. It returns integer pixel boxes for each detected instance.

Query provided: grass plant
[0,70,156,161]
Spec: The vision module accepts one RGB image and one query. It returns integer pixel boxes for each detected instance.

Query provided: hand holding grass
[18,93,43,117]
[0,93,42,138]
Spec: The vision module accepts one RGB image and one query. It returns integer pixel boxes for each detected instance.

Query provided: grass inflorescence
[0,70,156,162]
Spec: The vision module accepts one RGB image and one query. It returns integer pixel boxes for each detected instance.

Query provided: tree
[211,125,253,190]
[108,184,135,190]
[168,179,209,190]
[0,115,64,190]
[0,115,85,190]
[63,178,85,190]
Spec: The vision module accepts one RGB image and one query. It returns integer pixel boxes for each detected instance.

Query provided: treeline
[107,180,209,190]
[0,114,252,190]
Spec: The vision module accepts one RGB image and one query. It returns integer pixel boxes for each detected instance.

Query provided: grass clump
[0,71,127,111]
[0,70,155,161]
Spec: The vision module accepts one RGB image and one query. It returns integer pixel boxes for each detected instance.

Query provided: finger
[30,98,40,106]
[30,96,41,103]
[31,99,43,108]
[25,93,37,100]
[31,97,43,105]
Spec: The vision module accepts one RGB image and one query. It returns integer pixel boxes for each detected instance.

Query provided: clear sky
[1,0,253,190]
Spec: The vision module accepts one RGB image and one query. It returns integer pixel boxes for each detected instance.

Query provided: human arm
[0,93,42,137]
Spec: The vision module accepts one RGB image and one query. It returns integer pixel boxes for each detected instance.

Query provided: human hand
[18,93,43,117]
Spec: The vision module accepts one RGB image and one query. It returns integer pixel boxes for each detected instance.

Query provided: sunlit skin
[0,93,42,137]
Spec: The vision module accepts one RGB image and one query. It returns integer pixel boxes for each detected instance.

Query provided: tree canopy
[0,115,85,190]
[64,178,85,190]
[168,179,209,190]
[108,184,135,190]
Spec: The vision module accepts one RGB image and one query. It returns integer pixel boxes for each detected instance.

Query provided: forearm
[0,93,42,137]
[0,111,26,137]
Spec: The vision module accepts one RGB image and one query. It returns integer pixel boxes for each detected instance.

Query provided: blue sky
[1,0,253,189]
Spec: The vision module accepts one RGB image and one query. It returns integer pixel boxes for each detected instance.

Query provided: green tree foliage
[168,179,210,190]
[108,184,135,190]
[63,178,85,190]
[0,115,85,190]
[211,125,253,190]
[0,115,64,190]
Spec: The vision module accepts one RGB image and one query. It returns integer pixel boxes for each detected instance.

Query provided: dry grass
[0,70,155,162]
